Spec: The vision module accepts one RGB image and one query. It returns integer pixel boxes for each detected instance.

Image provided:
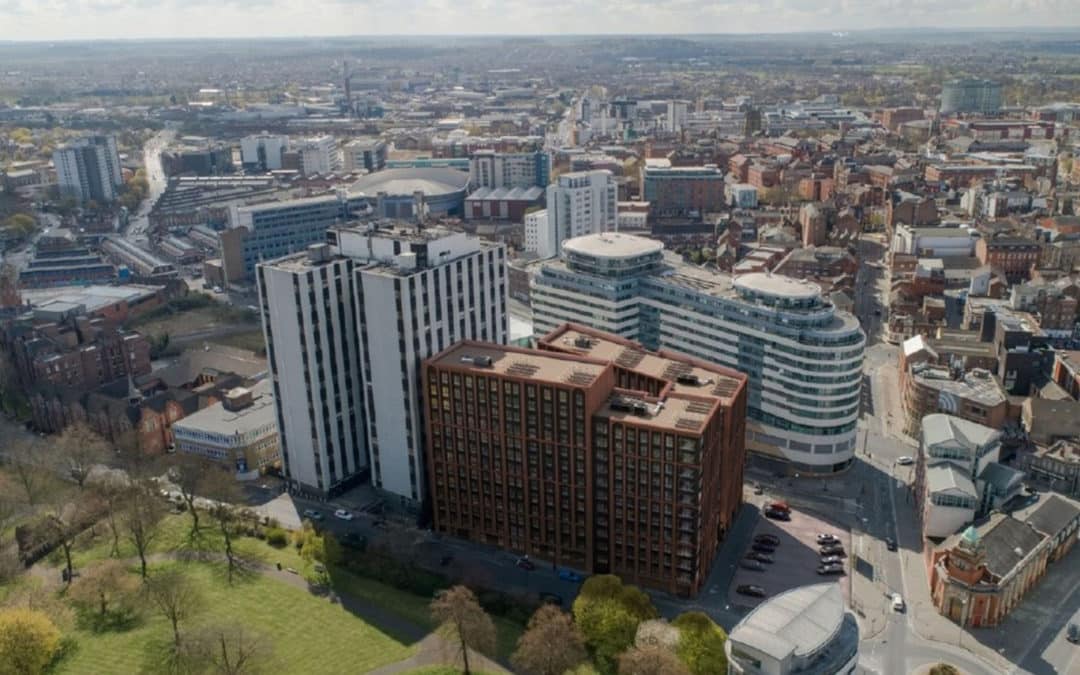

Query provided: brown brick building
[975,234,1041,283]
[423,324,748,597]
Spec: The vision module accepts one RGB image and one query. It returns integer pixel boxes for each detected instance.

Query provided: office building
[642,165,725,219]
[468,150,551,190]
[53,135,123,203]
[258,223,507,503]
[543,170,617,258]
[725,583,859,675]
[726,183,758,210]
[343,138,387,173]
[240,134,290,171]
[666,100,689,133]
[940,79,1002,115]
[532,233,865,473]
[524,209,550,257]
[295,136,342,175]
[172,379,280,478]
[423,324,747,596]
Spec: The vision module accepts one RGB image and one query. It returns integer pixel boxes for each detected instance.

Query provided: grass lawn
[401,668,500,675]
[210,327,268,355]
[52,561,415,675]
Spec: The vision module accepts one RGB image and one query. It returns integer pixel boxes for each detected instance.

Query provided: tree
[42,495,95,585]
[169,454,214,537]
[54,422,112,490]
[201,468,247,584]
[511,604,588,675]
[145,568,203,649]
[182,624,270,675]
[122,482,166,580]
[616,645,689,675]
[0,608,61,675]
[929,665,960,675]
[634,619,679,651]
[430,585,496,675]
[67,559,141,628]
[6,439,55,507]
[573,575,658,674]
[672,612,727,675]
[2,213,36,238]
[87,470,129,557]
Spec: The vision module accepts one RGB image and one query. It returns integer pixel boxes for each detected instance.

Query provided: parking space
[728,503,851,608]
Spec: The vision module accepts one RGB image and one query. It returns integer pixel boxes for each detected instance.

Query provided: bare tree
[42,493,95,585]
[87,470,129,557]
[169,454,214,538]
[183,624,270,675]
[122,482,166,580]
[616,645,690,675]
[67,559,141,625]
[0,490,21,550]
[200,468,247,585]
[511,604,589,675]
[6,439,55,507]
[145,568,204,649]
[54,422,112,490]
[430,585,496,675]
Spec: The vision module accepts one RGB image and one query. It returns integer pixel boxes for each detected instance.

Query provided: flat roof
[734,272,822,300]
[430,342,608,387]
[562,233,664,260]
[21,284,162,313]
[172,380,275,436]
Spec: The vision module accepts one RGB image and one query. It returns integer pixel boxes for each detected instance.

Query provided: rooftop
[927,464,977,497]
[429,342,609,388]
[729,583,847,661]
[172,379,276,437]
[910,367,1008,409]
[562,233,664,260]
[734,272,823,300]
[922,413,1001,450]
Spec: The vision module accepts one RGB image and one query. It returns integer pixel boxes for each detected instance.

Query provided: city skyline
[2,1,1080,41]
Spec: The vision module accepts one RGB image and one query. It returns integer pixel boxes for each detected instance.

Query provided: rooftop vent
[676,373,702,386]
[460,355,493,368]
[574,335,593,349]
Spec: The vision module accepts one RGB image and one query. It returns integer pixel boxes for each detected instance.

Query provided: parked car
[892,593,906,612]
[1067,622,1079,643]
[747,552,774,564]
[340,533,367,551]
[754,534,780,546]
[885,537,898,551]
[768,501,790,512]
[740,559,765,571]
[558,569,583,582]
[752,542,777,553]
[817,564,845,575]
[896,456,915,466]
[516,557,535,571]
[765,508,791,521]
[333,509,354,521]
[820,545,845,556]
[302,509,323,521]
[820,555,844,565]
[816,533,839,545]
[753,484,764,495]
[736,585,766,598]
[440,554,453,567]
[539,592,564,606]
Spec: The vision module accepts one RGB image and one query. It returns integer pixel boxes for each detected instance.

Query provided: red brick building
[423,324,747,597]
[975,234,1041,283]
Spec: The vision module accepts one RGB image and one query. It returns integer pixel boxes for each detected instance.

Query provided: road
[4,212,62,272]
[125,128,174,245]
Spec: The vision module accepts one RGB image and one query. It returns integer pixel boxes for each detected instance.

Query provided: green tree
[2,213,36,237]
[511,604,588,675]
[0,608,61,675]
[672,611,727,675]
[572,575,658,674]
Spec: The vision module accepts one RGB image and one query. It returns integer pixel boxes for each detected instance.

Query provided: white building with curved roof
[725,583,858,674]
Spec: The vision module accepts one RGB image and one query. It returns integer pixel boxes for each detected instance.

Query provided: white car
[333,509,354,521]
[896,456,915,466]
[891,593,906,612]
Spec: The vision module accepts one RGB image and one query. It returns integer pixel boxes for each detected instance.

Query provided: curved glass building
[533,233,865,473]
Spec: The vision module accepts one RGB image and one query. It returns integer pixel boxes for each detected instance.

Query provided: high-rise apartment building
[642,164,725,219]
[258,223,508,503]
[240,134,290,171]
[543,170,617,258]
[296,136,342,175]
[53,136,123,203]
[423,324,747,596]
[940,79,1002,115]
[532,233,864,474]
[468,150,551,190]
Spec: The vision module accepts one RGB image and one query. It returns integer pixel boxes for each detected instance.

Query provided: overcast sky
[1,0,1078,41]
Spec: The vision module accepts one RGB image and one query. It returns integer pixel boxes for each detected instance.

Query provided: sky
[1,0,1079,41]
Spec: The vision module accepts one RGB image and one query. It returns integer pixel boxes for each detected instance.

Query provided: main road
[125,128,174,245]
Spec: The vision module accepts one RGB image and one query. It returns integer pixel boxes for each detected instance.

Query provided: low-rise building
[172,379,280,478]
[1019,440,1080,498]
[976,233,1041,283]
[900,360,1010,438]
[725,583,858,675]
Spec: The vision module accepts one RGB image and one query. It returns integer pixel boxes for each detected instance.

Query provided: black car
[539,592,564,607]
[752,542,777,554]
[754,534,780,546]
[440,554,454,566]
[765,508,791,521]
[740,558,765,571]
[885,537,897,551]
[736,584,766,598]
[747,552,774,564]
[340,533,368,551]
[820,545,845,556]
[516,557,535,571]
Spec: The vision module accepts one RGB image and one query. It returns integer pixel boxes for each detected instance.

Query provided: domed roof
[349,167,469,198]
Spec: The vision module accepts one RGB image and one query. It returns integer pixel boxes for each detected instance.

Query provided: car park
[736,585,766,598]
[740,559,766,571]
[333,509,354,521]
[754,534,780,546]
[892,593,906,612]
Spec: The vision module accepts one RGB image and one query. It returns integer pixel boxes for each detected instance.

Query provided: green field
[53,561,415,675]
